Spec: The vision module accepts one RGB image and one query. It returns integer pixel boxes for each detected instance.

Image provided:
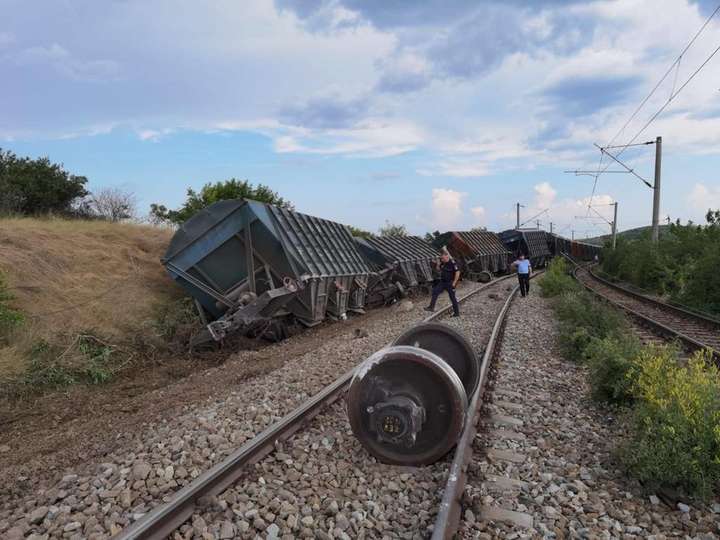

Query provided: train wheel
[392,322,480,398]
[346,345,467,465]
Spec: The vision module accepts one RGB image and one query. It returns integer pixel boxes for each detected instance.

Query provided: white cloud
[431,188,467,229]
[272,119,425,158]
[470,205,486,225]
[504,181,616,236]
[10,43,120,81]
[534,181,557,208]
[418,160,491,178]
[137,128,174,142]
[688,183,720,213]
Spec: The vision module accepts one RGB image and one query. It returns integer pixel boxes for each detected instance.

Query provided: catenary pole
[651,136,662,243]
[612,202,618,249]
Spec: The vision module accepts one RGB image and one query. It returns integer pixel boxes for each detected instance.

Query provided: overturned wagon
[433,231,510,281]
[163,199,370,341]
[500,229,551,268]
[355,235,438,305]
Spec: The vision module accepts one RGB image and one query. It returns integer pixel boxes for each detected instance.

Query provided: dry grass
[0,217,182,378]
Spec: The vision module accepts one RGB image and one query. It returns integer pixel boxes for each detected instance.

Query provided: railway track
[114,272,529,539]
[573,264,719,361]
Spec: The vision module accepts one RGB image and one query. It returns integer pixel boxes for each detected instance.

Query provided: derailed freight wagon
[546,233,601,261]
[547,232,571,258]
[500,229,551,268]
[163,199,370,342]
[354,235,439,304]
[433,230,510,281]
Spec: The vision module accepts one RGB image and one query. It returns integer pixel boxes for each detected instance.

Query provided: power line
[593,5,720,180]
[573,2,720,214]
[604,2,720,149]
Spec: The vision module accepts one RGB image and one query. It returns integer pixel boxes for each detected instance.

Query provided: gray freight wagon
[163,199,370,341]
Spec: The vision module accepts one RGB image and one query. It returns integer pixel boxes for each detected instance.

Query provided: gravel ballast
[0,278,513,539]
[459,291,720,539]
[186,278,517,539]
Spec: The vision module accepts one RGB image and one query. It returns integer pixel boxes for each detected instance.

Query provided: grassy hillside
[585,224,671,245]
[0,218,184,390]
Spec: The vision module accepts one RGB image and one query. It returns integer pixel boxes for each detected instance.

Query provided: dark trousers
[518,273,530,297]
[429,281,459,315]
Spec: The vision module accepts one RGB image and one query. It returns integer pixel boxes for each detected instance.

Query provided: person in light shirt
[511,253,532,297]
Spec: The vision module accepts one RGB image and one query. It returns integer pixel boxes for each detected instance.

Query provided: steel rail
[587,267,720,328]
[113,273,517,540]
[573,266,719,362]
[431,271,541,539]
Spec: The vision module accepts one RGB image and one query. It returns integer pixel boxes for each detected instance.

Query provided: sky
[2,0,720,238]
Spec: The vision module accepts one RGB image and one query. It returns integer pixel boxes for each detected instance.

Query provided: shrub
[0,148,88,215]
[539,257,579,297]
[585,332,643,405]
[621,349,720,499]
[601,211,720,316]
[150,178,292,225]
[554,291,625,350]
[17,333,118,391]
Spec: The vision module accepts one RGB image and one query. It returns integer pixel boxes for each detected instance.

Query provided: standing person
[512,253,532,297]
[424,251,460,317]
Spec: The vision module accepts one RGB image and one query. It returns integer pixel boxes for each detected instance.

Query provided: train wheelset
[346,322,480,466]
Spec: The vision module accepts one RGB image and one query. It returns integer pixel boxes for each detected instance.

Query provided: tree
[0,148,88,215]
[348,225,372,239]
[150,178,292,225]
[706,209,720,227]
[378,221,407,237]
[87,187,137,221]
[424,230,442,247]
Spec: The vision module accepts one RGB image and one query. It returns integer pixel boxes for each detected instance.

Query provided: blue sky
[2,0,720,237]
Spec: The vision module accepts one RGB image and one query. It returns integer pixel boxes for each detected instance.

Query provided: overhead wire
[604,2,720,150]
[577,2,720,208]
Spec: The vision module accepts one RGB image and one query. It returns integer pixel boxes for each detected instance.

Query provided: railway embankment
[535,259,720,507]
[458,284,720,538]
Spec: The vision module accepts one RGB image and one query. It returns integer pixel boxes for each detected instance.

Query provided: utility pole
[515,203,522,229]
[651,136,662,243]
[611,202,618,249]
[571,230,575,241]
[535,219,541,230]
[549,222,554,234]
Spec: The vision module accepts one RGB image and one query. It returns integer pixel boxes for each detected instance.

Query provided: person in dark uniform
[425,251,460,316]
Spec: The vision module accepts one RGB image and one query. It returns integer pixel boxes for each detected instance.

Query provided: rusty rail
[431,271,542,539]
[574,265,719,362]
[114,273,517,540]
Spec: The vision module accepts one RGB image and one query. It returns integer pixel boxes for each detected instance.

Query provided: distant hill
[584,224,672,246]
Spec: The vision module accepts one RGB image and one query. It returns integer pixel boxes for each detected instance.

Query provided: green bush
[585,333,643,405]
[553,290,625,361]
[539,257,580,297]
[0,148,88,215]
[601,212,720,316]
[622,349,720,499]
[150,178,292,225]
[18,334,117,391]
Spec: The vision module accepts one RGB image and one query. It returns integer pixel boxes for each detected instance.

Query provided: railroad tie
[494,399,523,412]
[493,388,523,400]
[487,448,526,464]
[483,474,529,492]
[486,428,526,440]
[488,413,524,428]
[479,505,534,529]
